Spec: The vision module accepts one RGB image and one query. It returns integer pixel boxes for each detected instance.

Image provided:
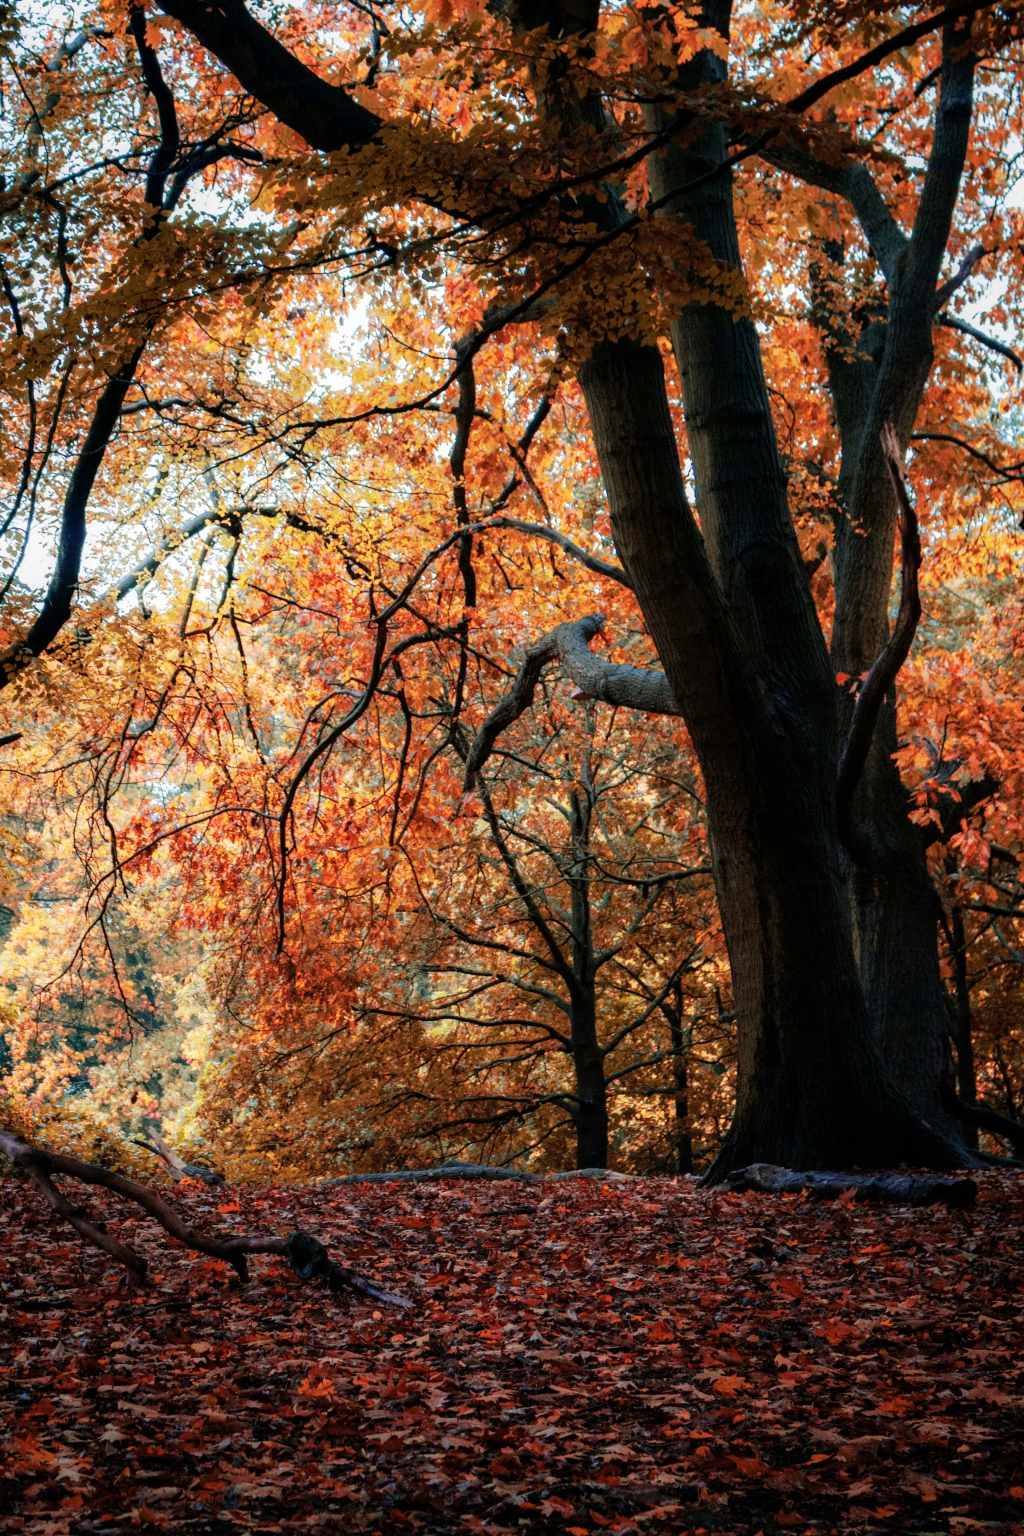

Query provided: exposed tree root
[939,1077,1024,1159]
[726,1162,978,1208]
[0,1130,411,1307]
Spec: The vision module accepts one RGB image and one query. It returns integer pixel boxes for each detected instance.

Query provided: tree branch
[156,0,381,152]
[932,242,985,310]
[936,312,1024,371]
[0,340,149,685]
[483,517,630,587]
[938,1076,1024,1157]
[463,616,679,789]
[0,1129,411,1304]
[911,430,1024,478]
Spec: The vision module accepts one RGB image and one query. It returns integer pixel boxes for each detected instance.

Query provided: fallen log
[0,1129,411,1306]
[725,1162,977,1208]
[329,1160,633,1185]
[132,1128,226,1186]
[331,1160,543,1185]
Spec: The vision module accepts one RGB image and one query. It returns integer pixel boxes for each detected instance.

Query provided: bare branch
[0,1129,411,1304]
[937,312,1024,371]
[911,430,1024,479]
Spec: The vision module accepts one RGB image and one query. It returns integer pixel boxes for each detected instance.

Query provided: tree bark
[576,340,968,1176]
[804,24,977,1138]
[726,1162,977,1207]
[567,790,609,1170]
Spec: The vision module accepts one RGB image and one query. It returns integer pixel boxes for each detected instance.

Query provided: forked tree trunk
[633,0,977,1161]
[576,341,970,1175]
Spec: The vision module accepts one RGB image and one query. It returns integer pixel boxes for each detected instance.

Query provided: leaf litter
[2,1172,1023,1535]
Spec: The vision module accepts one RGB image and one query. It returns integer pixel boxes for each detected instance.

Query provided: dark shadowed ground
[2,1172,1022,1535]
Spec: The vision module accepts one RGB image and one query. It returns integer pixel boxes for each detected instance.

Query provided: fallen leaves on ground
[2,1172,1023,1535]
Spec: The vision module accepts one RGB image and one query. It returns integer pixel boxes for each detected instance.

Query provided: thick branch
[836,427,921,856]
[932,243,984,310]
[132,1128,224,1185]
[759,149,909,283]
[463,615,679,788]
[129,6,181,214]
[938,1076,1024,1157]
[785,1,994,117]
[0,342,148,685]
[907,19,978,305]
[156,0,380,151]
[451,336,477,609]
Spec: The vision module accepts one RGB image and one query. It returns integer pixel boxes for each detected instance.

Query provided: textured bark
[576,340,967,1177]
[726,1162,978,1208]
[782,24,979,1137]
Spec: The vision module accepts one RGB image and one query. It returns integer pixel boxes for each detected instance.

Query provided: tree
[383,695,725,1171]
[3,0,1024,1175]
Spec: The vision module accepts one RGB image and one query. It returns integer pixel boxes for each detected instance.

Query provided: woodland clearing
[2,1171,1023,1536]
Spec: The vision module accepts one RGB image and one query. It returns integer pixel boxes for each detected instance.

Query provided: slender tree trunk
[667,1005,693,1175]
[567,790,609,1168]
[949,902,978,1130]
[572,1031,609,1169]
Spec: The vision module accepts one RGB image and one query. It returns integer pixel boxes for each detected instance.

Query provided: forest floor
[1,1170,1023,1536]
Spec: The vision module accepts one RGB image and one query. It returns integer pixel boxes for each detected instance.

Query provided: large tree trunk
[637,0,977,1155]
[576,340,969,1175]
[572,1040,609,1169]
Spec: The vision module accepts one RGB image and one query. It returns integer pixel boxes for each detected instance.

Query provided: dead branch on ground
[0,1130,411,1306]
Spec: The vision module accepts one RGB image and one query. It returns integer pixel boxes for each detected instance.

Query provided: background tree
[379,697,725,1171]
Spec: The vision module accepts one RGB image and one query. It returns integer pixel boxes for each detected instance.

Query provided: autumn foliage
[4,1171,1024,1532]
[1,0,1024,1179]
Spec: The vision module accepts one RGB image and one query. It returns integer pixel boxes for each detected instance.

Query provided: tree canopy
[1,0,1023,1178]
